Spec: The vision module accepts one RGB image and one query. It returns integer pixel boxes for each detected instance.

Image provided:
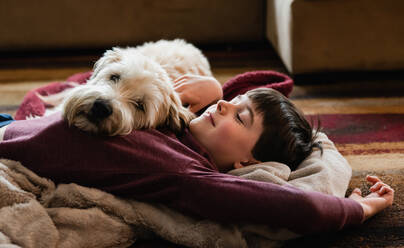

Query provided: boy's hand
[348,175,394,222]
[174,75,223,113]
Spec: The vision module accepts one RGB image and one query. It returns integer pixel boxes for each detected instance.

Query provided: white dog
[42,39,212,136]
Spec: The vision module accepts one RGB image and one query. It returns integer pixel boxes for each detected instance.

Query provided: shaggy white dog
[43,39,212,136]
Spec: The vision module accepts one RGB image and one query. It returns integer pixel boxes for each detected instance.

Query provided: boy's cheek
[215,123,237,141]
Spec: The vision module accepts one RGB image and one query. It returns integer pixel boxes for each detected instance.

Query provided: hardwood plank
[0,68,91,83]
[0,81,55,105]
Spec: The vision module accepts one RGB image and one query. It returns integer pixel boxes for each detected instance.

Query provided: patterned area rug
[0,74,403,247]
[283,81,404,248]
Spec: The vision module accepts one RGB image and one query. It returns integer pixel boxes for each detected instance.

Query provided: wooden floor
[1,42,404,118]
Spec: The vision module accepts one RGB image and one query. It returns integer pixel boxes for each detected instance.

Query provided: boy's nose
[216,100,234,115]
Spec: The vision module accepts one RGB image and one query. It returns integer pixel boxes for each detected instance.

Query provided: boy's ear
[233,161,244,169]
[233,159,260,169]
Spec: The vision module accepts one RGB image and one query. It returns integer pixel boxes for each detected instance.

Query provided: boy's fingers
[173,80,185,87]
[367,175,382,184]
[174,75,188,82]
[353,188,362,195]
[370,182,383,192]
[378,186,389,195]
[180,94,196,105]
[379,185,394,195]
[348,188,363,201]
[189,104,202,113]
[174,83,188,92]
[174,76,190,85]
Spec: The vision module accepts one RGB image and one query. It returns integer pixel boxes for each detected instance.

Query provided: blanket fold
[0,132,351,248]
[0,160,59,247]
[222,71,293,101]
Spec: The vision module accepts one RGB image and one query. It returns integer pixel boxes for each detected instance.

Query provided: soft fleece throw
[2,71,352,247]
[0,132,351,248]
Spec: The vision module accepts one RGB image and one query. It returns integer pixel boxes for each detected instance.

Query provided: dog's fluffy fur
[42,39,212,136]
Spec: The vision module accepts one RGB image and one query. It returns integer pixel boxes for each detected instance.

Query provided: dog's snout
[88,99,112,123]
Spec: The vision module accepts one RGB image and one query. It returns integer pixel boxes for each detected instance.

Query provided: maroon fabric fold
[14,71,92,120]
[222,70,293,101]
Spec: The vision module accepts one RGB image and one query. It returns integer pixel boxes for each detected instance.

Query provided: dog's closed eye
[109,74,120,83]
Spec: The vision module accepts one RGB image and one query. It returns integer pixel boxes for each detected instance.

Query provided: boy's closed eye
[238,108,254,127]
[236,112,244,125]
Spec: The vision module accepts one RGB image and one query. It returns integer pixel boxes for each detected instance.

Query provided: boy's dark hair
[246,88,322,170]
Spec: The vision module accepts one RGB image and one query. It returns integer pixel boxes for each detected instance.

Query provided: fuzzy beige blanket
[0,132,351,248]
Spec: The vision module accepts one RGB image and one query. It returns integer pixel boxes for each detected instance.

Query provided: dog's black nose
[88,99,112,123]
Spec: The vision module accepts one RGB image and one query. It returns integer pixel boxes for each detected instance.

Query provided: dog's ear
[166,93,195,134]
[91,47,123,79]
[178,106,195,130]
[167,105,195,134]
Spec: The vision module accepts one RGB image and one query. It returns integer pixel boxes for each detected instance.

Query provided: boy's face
[189,94,263,172]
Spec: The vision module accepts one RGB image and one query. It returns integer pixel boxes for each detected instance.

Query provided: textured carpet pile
[286,82,404,247]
